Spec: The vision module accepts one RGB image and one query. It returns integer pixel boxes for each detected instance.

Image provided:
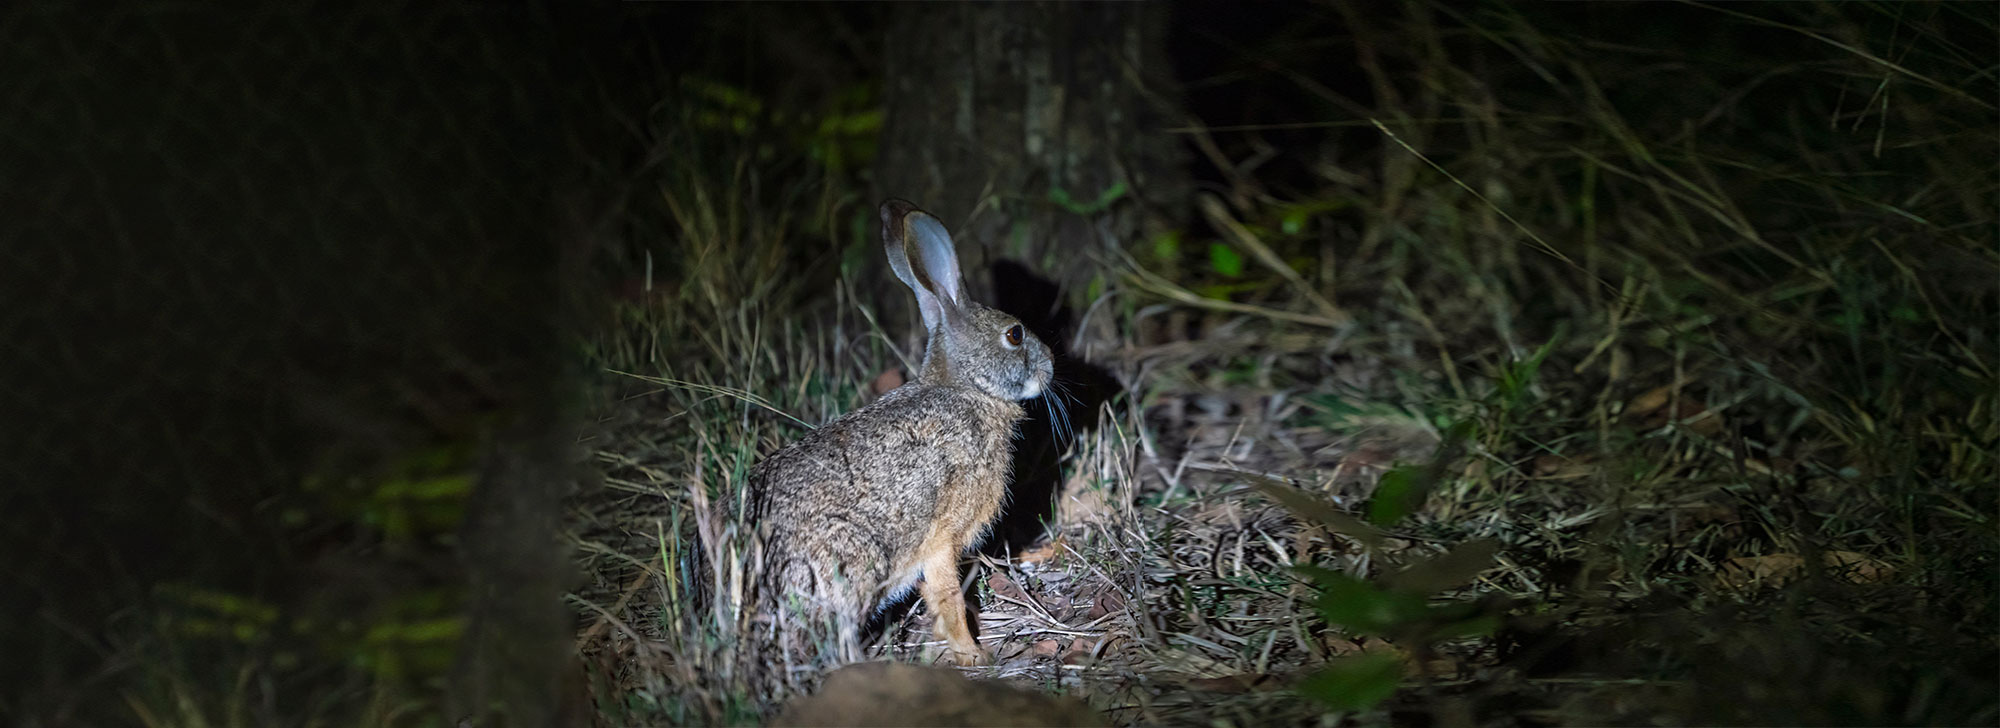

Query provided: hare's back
[751,386,1001,533]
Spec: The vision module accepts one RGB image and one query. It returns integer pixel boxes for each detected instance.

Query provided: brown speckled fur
[748,200,1053,667]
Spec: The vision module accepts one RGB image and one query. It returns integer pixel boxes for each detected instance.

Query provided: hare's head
[881,199,1054,402]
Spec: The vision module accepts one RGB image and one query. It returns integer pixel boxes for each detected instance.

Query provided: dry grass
[572,2,1995,726]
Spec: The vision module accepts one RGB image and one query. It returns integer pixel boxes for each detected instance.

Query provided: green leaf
[1151,230,1182,263]
[1382,539,1501,595]
[155,583,280,624]
[1297,653,1402,712]
[1306,570,1429,635]
[1367,465,1425,526]
[1305,393,1365,421]
[1497,331,1563,407]
[1048,182,1130,214]
[816,109,882,137]
[1246,475,1386,549]
[681,76,765,113]
[1208,242,1244,277]
[1281,209,1309,235]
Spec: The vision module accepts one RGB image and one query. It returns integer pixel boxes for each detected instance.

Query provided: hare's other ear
[882,199,946,332]
[902,211,967,309]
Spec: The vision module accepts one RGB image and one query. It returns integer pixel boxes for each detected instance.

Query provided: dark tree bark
[876,2,1192,316]
[447,412,577,728]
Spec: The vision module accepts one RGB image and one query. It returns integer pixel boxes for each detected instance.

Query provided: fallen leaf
[1042,592,1074,620]
[1017,537,1065,565]
[1626,385,1726,435]
[1829,551,1896,583]
[1060,636,1100,665]
[988,572,1033,605]
[1673,400,1725,436]
[1719,553,1806,588]
[1625,385,1676,418]
[1027,639,1062,659]
[1083,581,1128,620]
[1320,635,1367,656]
[1320,634,1423,675]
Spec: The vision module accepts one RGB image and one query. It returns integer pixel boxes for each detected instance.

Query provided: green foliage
[1296,567,1430,637]
[1295,653,1401,713]
[1287,544,1503,712]
[1245,477,1386,550]
[154,584,281,644]
[1493,332,1561,417]
[1048,181,1129,215]
[1206,242,1244,278]
[1298,394,1417,431]
[1272,198,1351,236]
[677,75,882,174]
[1150,229,1182,264]
[357,617,464,681]
[297,441,476,548]
[1255,472,1506,713]
[135,441,480,700]
[1365,466,1422,527]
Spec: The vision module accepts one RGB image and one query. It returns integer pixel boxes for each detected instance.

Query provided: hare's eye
[1003,324,1024,347]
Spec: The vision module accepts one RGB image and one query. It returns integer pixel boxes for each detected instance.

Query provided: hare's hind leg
[918,543,990,666]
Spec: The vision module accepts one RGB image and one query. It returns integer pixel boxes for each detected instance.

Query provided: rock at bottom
[771,662,1106,728]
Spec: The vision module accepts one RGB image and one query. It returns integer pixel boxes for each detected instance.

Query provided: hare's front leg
[919,544,990,666]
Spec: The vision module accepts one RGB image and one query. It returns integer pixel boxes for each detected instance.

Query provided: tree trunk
[876,1,1192,321]
[447,411,576,727]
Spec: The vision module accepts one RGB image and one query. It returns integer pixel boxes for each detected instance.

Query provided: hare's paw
[946,643,993,667]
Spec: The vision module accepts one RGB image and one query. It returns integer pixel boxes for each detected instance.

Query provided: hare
[749,199,1054,667]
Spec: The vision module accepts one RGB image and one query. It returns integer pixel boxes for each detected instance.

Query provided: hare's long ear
[882,199,948,332]
[882,199,969,332]
[903,211,968,310]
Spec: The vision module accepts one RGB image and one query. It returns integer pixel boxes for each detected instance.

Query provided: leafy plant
[1249,433,1505,715]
